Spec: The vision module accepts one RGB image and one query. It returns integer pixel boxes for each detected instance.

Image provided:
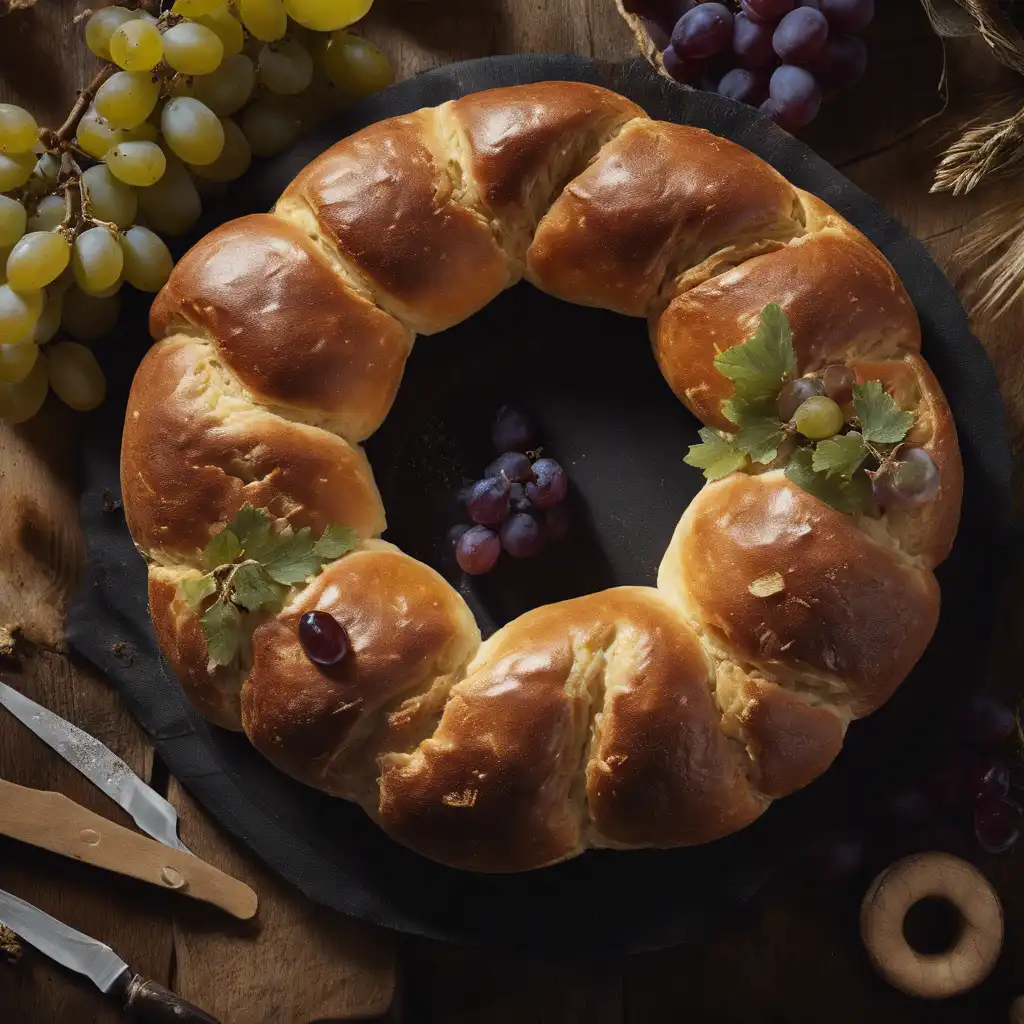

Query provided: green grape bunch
[0,0,393,425]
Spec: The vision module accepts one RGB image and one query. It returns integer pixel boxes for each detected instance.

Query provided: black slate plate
[66,54,1012,954]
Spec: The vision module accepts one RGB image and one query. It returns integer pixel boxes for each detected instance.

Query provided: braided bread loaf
[121,82,962,872]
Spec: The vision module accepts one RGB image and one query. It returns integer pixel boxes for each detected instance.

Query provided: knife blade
[0,681,190,854]
[0,887,219,1023]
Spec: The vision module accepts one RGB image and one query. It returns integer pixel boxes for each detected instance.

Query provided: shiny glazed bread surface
[121,82,963,871]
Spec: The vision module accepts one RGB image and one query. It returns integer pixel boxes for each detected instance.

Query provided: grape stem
[38,65,116,148]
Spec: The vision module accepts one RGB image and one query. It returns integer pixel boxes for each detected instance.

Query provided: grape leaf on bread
[812,431,868,479]
[713,303,797,403]
[853,381,914,444]
[685,428,748,480]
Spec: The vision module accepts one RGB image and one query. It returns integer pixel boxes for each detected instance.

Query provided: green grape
[239,0,287,42]
[62,287,120,341]
[195,6,245,56]
[6,232,71,290]
[0,104,38,155]
[81,164,138,228]
[76,110,127,160]
[162,22,226,76]
[0,340,39,384]
[794,396,845,440]
[161,97,225,166]
[123,120,161,144]
[259,40,314,95]
[182,54,256,116]
[321,31,393,100]
[95,71,161,130]
[135,156,201,236]
[33,289,63,345]
[190,117,251,183]
[240,98,298,157]
[171,0,227,15]
[85,6,138,60]
[0,353,48,423]
[109,19,164,71]
[27,195,66,233]
[0,151,36,193]
[48,342,107,412]
[0,195,26,247]
[72,227,124,295]
[285,0,372,31]
[105,140,167,187]
[119,226,174,292]
[0,283,43,346]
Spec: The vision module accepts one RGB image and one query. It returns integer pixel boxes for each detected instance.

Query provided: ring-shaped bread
[122,82,963,872]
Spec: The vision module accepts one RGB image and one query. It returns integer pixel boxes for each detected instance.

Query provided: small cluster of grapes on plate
[450,407,571,576]
[634,0,873,130]
[0,0,392,425]
[778,364,939,508]
[811,696,1022,881]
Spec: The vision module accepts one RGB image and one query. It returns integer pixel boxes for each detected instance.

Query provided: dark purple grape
[500,513,546,559]
[773,7,829,63]
[447,523,471,549]
[486,451,535,484]
[491,406,537,453]
[821,363,856,405]
[963,694,1016,746]
[640,16,671,50]
[456,525,500,574]
[466,476,511,525]
[298,610,350,666]
[526,458,568,509]
[759,98,778,119]
[743,0,794,19]
[796,0,822,8]
[732,13,776,69]
[671,3,734,59]
[509,482,533,513]
[718,68,770,107]
[820,0,873,32]
[699,58,729,93]
[662,46,704,83]
[885,785,935,826]
[810,33,867,87]
[979,761,1011,801]
[974,797,1021,853]
[808,829,865,880]
[776,375,824,421]
[544,503,570,542]
[872,448,940,509]
[768,65,822,128]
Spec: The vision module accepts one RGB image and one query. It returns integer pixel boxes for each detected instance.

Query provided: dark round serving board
[67,54,1012,955]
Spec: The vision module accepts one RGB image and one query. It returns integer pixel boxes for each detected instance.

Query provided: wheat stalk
[956,0,1024,72]
[933,107,1024,193]
[956,197,1024,318]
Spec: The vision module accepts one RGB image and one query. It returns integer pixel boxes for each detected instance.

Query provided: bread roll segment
[121,82,963,872]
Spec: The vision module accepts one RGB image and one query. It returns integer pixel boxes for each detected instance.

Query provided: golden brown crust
[659,472,940,716]
[150,215,413,443]
[279,109,510,335]
[527,120,803,317]
[242,545,479,801]
[651,195,922,432]
[121,336,386,563]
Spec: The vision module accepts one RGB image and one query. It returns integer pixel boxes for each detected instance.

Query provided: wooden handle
[123,976,221,1024]
[0,779,257,920]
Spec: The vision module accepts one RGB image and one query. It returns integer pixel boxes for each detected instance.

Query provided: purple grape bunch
[451,406,571,575]
[635,0,873,129]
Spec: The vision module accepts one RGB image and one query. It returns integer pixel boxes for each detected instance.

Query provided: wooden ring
[861,853,1003,999]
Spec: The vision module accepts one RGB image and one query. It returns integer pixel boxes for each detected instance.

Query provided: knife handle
[123,975,221,1024]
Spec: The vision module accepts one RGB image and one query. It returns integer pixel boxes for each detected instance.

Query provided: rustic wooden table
[1,1,1023,1021]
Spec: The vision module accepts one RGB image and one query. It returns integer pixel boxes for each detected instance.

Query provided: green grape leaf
[260,527,323,585]
[312,524,359,560]
[684,428,748,481]
[178,573,217,610]
[785,448,874,515]
[811,431,869,479]
[230,562,287,613]
[200,600,242,670]
[853,381,914,445]
[203,526,240,570]
[226,505,273,561]
[736,420,786,465]
[713,303,797,403]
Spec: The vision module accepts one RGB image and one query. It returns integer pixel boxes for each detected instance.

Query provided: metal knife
[0,887,219,1023]
[0,680,190,854]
